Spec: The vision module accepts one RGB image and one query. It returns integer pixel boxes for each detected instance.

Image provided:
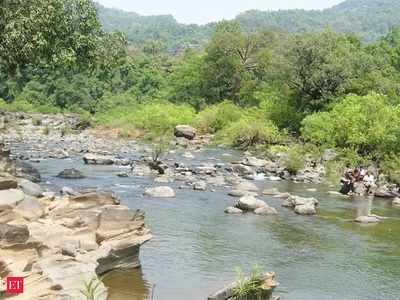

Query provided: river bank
[1,112,400,299]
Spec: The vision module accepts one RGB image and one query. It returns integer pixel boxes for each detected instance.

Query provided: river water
[34,148,400,300]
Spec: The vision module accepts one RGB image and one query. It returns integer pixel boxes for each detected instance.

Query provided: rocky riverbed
[1,112,400,300]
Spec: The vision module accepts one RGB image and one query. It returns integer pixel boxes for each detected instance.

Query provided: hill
[97,0,400,51]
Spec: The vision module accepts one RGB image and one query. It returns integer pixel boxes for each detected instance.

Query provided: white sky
[96,0,345,24]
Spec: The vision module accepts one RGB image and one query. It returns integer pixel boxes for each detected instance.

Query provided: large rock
[69,192,120,208]
[144,186,176,198]
[374,186,395,198]
[14,196,45,221]
[83,153,114,165]
[174,125,196,140]
[284,195,319,215]
[393,198,400,206]
[234,181,259,192]
[0,189,25,209]
[236,196,259,211]
[193,181,207,191]
[18,178,43,197]
[242,156,269,168]
[0,176,18,190]
[14,160,41,182]
[254,206,278,215]
[0,224,30,247]
[57,168,86,179]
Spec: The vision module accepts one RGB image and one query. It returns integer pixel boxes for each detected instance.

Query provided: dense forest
[97,0,400,52]
[2,0,400,183]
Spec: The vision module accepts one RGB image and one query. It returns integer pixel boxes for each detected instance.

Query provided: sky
[96,0,345,24]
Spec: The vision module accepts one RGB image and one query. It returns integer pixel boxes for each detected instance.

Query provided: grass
[233,265,265,299]
[80,277,102,300]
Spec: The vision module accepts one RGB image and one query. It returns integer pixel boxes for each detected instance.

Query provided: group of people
[340,166,376,195]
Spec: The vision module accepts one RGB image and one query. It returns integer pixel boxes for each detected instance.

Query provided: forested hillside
[97,0,400,51]
[3,0,400,184]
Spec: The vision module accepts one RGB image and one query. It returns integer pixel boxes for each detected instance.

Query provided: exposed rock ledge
[0,188,151,299]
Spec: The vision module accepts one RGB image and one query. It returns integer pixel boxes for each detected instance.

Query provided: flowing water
[34,148,400,300]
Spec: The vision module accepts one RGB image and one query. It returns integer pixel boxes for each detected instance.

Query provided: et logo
[0,277,24,294]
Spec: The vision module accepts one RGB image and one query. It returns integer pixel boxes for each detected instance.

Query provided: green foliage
[96,101,196,138]
[283,146,306,175]
[217,116,282,150]
[381,155,400,185]
[1,0,102,73]
[301,93,400,158]
[195,101,244,134]
[80,277,102,300]
[233,265,264,299]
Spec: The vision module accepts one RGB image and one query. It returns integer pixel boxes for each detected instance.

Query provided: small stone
[57,168,85,179]
[193,181,207,191]
[224,207,243,214]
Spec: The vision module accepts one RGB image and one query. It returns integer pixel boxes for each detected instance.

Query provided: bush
[381,155,400,185]
[284,145,306,175]
[96,101,196,138]
[217,117,282,150]
[195,101,244,134]
[301,93,400,158]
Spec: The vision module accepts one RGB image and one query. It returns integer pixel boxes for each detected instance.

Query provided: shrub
[301,93,400,158]
[381,155,400,185]
[217,117,282,150]
[233,266,264,299]
[284,145,306,175]
[195,101,244,134]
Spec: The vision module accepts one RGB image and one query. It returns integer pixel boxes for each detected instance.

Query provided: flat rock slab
[0,189,25,209]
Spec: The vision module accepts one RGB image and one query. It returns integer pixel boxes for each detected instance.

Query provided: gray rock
[0,177,18,190]
[144,186,176,198]
[174,125,196,140]
[14,196,45,221]
[117,172,129,178]
[231,164,254,175]
[393,198,400,206]
[0,224,30,246]
[83,153,114,165]
[262,188,280,196]
[374,186,395,198]
[294,204,317,215]
[237,196,259,211]
[254,206,278,215]
[355,216,381,223]
[61,241,79,257]
[0,189,25,209]
[224,207,243,214]
[57,168,85,179]
[193,181,207,191]
[234,181,259,192]
[228,190,258,197]
[242,157,269,168]
[284,195,319,215]
[18,178,43,197]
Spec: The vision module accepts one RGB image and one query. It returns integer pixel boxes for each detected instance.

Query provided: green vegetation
[97,0,400,53]
[3,0,400,183]
[233,266,265,299]
[80,277,102,300]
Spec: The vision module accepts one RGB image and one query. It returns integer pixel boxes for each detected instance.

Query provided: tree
[0,0,102,74]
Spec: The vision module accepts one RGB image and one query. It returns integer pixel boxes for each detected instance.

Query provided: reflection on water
[34,150,400,300]
[102,268,151,300]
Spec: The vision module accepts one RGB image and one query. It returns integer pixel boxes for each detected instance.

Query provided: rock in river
[174,125,196,140]
[83,153,114,165]
[283,195,319,215]
[144,186,176,198]
[254,206,278,215]
[18,178,43,197]
[224,207,243,214]
[57,168,86,179]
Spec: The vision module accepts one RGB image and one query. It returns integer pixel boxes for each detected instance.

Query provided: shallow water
[34,148,400,300]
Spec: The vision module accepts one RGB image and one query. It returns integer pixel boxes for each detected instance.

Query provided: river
[33,148,400,300]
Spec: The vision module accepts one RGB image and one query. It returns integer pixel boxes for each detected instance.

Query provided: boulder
[393,198,400,206]
[228,190,258,197]
[0,224,30,247]
[14,196,45,221]
[0,189,25,209]
[61,241,79,257]
[18,178,43,197]
[242,157,269,168]
[262,188,280,196]
[224,207,243,214]
[57,168,86,179]
[237,196,259,211]
[0,177,18,190]
[144,186,176,198]
[231,164,254,176]
[69,192,120,208]
[284,195,319,215]
[174,125,196,140]
[254,206,278,215]
[234,181,259,192]
[374,186,395,198]
[14,160,41,182]
[355,216,381,224]
[193,181,207,191]
[83,153,114,165]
